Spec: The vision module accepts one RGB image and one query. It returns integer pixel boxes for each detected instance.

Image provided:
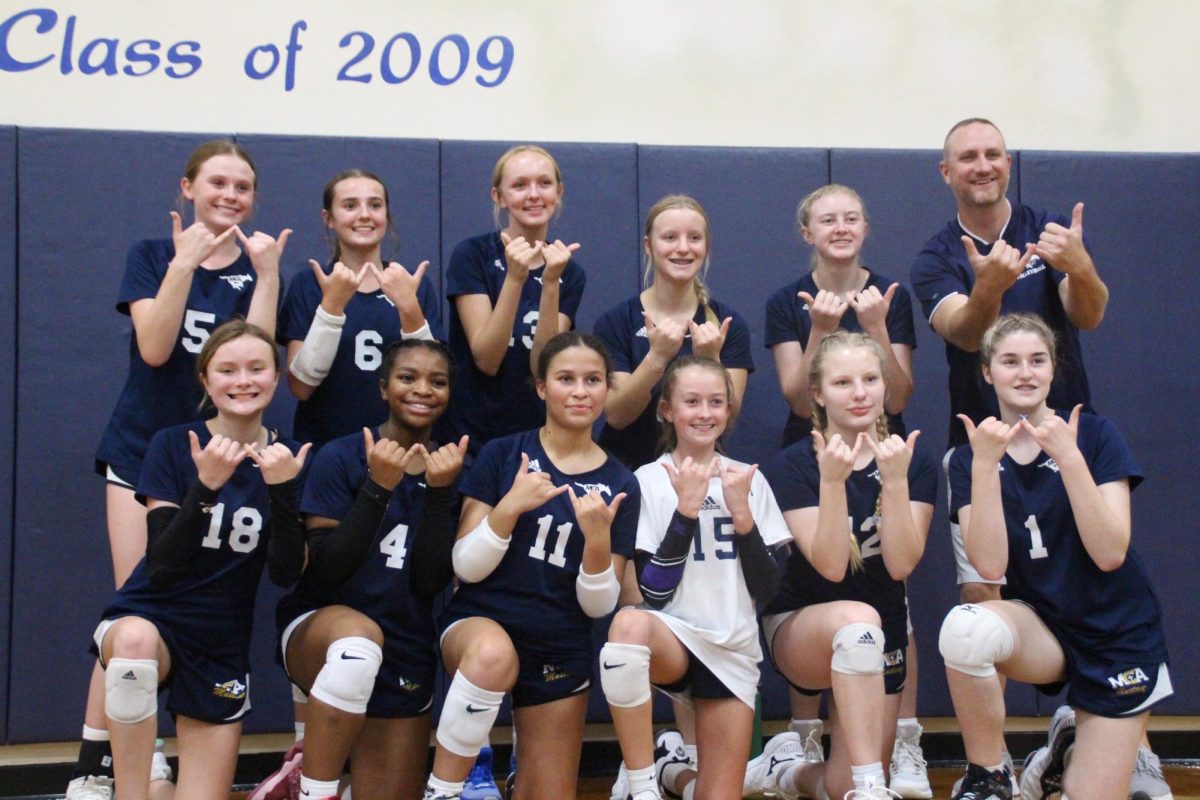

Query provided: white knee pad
[435,672,504,758]
[309,637,383,714]
[598,642,652,708]
[830,622,885,677]
[938,604,1014,678]
[105,658,158,724]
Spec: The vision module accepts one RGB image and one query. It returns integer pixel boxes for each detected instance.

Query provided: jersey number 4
[200,504,262,553]
[379,523,409,569]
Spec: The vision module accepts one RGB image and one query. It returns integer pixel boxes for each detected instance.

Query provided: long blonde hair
[808,330,890,572]
[642,194,718,325]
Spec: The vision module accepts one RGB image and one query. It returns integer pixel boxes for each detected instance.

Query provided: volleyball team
[67,118,1172,800]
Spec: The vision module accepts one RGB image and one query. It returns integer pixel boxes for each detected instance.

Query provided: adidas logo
[699,495,722,511]
[121,670,138,680]
[869,468,881,484]
[527,458,543,473]
[635,326,648,338]
[1038,457,1061,473]
[857,631,876,646]
[997,463,1005,472]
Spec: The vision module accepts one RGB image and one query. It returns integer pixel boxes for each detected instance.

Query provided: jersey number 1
[529,514,571,567]
[200,504,262,553]
[1024,515,1049,559]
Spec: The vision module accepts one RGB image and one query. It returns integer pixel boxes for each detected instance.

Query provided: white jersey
[634,453,791,707]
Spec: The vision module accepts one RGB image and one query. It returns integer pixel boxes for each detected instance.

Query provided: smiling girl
[276,340,465,800]
[444,146,584,454]
[423,332,639,800]
[92,320,309,800]
[600,356,790,800]
[765,185,915,448]
[756,331,934,800]
[280,169,444,448]
[940,314,1171,800]
[595,195,754,470]
[77,142,289,800]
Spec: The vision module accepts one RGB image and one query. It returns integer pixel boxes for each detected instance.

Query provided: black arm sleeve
[636,510,699,609]
[302,477,391,589]
[267,478,305,587]
[737,524,783,606]
[409,485,457,600]
[145,481,220,585]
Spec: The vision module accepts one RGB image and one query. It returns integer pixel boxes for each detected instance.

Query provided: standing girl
[764,184,914,447]
[595,194,754,470]
[758,331,935,800]
[444,145,584,454]
[280,169,444,448]
[600,356,790,800]
[939,314,1171,800]
[76,141,288,800]
[423,332,639,800]
[276,340,465,800]
[93,320,308,800]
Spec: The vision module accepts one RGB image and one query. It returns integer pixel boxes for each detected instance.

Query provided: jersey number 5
[200,504,262,553]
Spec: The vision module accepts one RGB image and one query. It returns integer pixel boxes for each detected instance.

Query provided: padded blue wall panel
[1019,151,1200,714]
[439,140,640,336]
[229,133,443,731]
[11,128,229,742]
[0,126,16,742]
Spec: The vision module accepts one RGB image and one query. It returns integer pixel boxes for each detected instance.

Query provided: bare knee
[827,600,881,631]
[105,617,162,660]
[459,633,519,688]
[960,582,1002,605]
[608,608,655,645]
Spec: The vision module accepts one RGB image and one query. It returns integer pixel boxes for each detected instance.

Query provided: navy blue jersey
[276,427,445,658]
[444,232,586,452]
[763,437,938,643]
[443,429,640,653]
[948,412,1167,664]
[104,421,304,653]
[95,239,267,481]
[910,204,1094,449]
[764,269,916,446]
[594,295,755,469]
[279,264,446,446]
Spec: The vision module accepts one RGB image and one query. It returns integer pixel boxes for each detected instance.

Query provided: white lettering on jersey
[219,273,254,291]
[574,482,612,497]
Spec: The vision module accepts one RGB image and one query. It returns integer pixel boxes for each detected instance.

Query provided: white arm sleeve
[401,320,434,341]
[452,515,510,583]
[576,562,620,618]
[290,305,346,387]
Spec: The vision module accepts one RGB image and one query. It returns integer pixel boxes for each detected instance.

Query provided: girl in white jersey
[600,355,790,800]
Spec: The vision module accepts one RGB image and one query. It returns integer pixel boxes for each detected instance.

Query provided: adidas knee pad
[830,623,885,677]
[938,604,1014,678]
[598,642,651,708]
[309,637,382,714]
[435,672,504,758]
[105,658,158,724]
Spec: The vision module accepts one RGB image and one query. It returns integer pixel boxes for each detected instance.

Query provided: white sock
[851,761,885,789]
[627,765,655,797]
[789,717,822,738]
[896,717,920,740]
[300,775,340,799]
[294,721,306,742]
[81,725,110,742]
[426,775,464,797]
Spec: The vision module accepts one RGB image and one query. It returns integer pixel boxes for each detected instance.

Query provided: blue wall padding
[2,130,1196,744]
[0,126,17,741]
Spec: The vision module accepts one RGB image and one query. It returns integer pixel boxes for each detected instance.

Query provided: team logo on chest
[527,458,543,473]
[869,469,881,484]
[219,273,254,291]
[493,258,505,271]
[575,481,612,497]
[376,292,396,308]
[1038,458,1061,474]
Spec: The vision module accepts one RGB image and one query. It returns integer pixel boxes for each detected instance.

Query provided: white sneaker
[653,730,690,800]
[844,786,903,799]
[744,732,808,799]
[1019,706,1075,800]
[1128,745,1173,800]
[151,740,173,782]
[889,724,932,798]
[64,775,114,800]
[610,760,629,800]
